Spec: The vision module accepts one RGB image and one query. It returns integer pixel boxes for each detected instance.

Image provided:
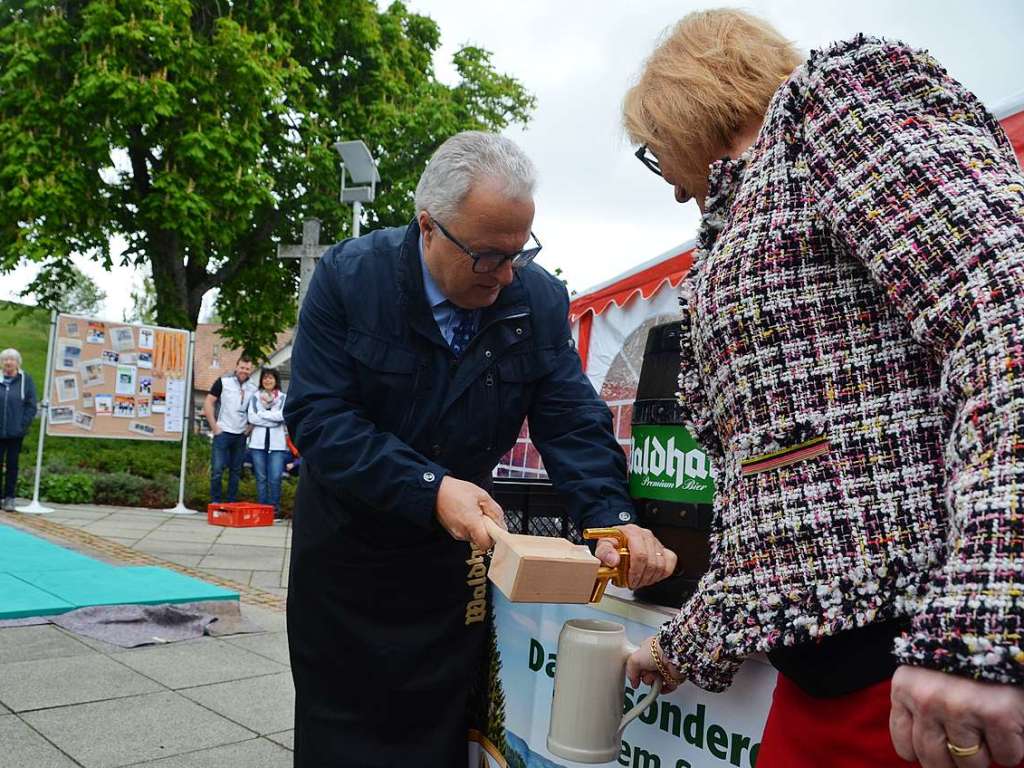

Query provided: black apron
[288,469,488,767]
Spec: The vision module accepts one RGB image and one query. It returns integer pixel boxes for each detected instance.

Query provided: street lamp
[333,139,380,238]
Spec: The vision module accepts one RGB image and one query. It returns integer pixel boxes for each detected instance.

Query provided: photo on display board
[115,365,137,395]
[137,351,153,369]
[113,395,135,418]
[128,421,156,437]
[138,376,153,395]
[56,374,79,403]
[87,322,106,344]
[110,326,135,352]
[138,327,155,349]
[73,411,94,431]
[49,405,74,424]
[81,359,105,389]
[136,398,152,418]
[66,320,80,337]
[101,350,119,365]
[82,393,95,410]
[119,352,138,365]
[56,338,82,372]
[152,392,167,413]
[94,395,113,416]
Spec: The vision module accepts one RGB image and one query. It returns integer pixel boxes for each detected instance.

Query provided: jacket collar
[397,220,532,345]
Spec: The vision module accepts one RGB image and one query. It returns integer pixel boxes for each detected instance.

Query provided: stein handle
[618,677,662,737]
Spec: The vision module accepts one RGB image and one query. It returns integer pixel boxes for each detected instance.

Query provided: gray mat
[0,600,263,647]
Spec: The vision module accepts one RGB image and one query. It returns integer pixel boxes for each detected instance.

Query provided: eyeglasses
[429,216,542,274]
[635,144,663,177]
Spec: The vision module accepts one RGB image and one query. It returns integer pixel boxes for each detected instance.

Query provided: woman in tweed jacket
[622,10,1024,767]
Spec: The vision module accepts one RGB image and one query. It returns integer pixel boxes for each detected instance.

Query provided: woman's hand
[626,634,682,694]
[890,665,1024,767]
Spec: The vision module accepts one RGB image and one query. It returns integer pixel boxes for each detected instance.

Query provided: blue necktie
[449,307,476,358]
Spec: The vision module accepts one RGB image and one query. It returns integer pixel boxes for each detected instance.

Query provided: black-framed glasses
[635,144,663,177]
[429,216,542,274]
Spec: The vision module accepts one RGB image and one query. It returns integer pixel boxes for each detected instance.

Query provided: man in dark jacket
[1,348,37,511]
[284,131,677,766]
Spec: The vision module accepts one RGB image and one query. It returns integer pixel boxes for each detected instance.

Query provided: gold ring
[946,741,982,758]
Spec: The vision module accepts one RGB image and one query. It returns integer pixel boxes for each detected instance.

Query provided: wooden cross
[277,218,329,307]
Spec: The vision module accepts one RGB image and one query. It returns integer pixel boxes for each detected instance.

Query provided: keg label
[629,425,715,503]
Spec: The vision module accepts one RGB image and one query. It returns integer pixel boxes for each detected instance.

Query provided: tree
[60,265,107,316]
[0,0,534,357]
[124,269,158,324]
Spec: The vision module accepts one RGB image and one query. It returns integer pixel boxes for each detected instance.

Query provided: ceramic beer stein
[547,618,662,763]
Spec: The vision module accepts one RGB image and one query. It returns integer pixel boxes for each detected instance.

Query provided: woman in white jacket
[247,368,289,518]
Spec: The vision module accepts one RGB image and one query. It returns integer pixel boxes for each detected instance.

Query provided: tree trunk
[149,230,196,330]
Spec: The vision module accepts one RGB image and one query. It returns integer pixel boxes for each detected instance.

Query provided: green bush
[41,473,94,504]
[93,472,149,506]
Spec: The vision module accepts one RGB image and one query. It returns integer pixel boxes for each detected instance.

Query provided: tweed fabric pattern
[658,36,1024,692]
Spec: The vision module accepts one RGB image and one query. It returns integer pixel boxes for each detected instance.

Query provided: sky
[3,0,1023,318]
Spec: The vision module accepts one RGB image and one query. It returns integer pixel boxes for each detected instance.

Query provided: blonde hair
[623,9,802,192]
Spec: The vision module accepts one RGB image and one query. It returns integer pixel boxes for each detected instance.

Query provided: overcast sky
[4,0,1022,318]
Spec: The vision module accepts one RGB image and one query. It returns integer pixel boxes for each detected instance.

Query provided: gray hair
[414,131,537,222]
[0,348,21,367]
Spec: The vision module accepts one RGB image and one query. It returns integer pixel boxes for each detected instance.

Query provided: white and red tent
[495,96,1024,479]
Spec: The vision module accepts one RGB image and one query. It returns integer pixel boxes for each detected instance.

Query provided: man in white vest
[202,354,256,503]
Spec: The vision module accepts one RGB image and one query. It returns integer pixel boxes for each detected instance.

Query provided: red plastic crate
[207,502,275,528]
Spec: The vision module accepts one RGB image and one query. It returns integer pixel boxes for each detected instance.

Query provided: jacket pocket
[493,347,557,449]
[344,329,419,434]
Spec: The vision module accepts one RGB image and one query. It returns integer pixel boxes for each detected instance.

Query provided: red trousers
[757,674,1019,767]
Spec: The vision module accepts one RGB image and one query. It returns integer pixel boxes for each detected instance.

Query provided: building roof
[192,324,294,393]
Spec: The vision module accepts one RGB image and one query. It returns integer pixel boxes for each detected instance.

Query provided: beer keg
[630,321,714,608]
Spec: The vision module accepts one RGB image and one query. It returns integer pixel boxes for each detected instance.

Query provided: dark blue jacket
[284,221,635,537]
[0,371,37,439]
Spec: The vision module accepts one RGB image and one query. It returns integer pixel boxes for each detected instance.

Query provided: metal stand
[17,310,57,515]
[166,331,198,515]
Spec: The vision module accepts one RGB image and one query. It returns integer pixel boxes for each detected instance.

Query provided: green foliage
[58,265,107,316]
[0,0,535,357]
[0,300,49,385]
[41,472,95,504]
[124,270,158,324]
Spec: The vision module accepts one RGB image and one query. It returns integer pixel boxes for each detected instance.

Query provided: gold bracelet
[649,637,681,685]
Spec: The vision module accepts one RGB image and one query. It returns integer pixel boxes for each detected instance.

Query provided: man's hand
[890,664,1024,768]
[594,524,677,589]
[435,476,505,552]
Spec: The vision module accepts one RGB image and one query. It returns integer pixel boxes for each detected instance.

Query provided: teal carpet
[0,523,238,620]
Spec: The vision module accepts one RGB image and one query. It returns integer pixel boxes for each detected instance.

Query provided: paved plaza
[0,503,295,768]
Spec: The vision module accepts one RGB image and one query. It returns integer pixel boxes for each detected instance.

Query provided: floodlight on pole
[333,140,380,238]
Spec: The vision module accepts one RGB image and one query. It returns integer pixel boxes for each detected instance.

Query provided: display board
[46,314,191,441]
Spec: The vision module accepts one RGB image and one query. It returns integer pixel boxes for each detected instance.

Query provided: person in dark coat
[283,131,677,767]
[0,348,37,511]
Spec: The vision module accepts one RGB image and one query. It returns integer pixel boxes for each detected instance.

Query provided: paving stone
[221,632,290,666]
[134,540,214,557]
[0,625,95,665]
[0,714,80,767]
[241,605,287,633]
[248,571,284,590]
[148,554,204,568]
[199,553,283,571]
[199,568,253,584]
[181,672,294,735]
[264,731,294,751]
[23,691,255,768]
[123,737,292,767]
[117,638,287,689]
[0,653,163,712]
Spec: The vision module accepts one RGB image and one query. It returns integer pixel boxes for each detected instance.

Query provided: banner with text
[479,593,775,768]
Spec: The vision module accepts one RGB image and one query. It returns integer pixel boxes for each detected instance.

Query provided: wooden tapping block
[483,518,629,604]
